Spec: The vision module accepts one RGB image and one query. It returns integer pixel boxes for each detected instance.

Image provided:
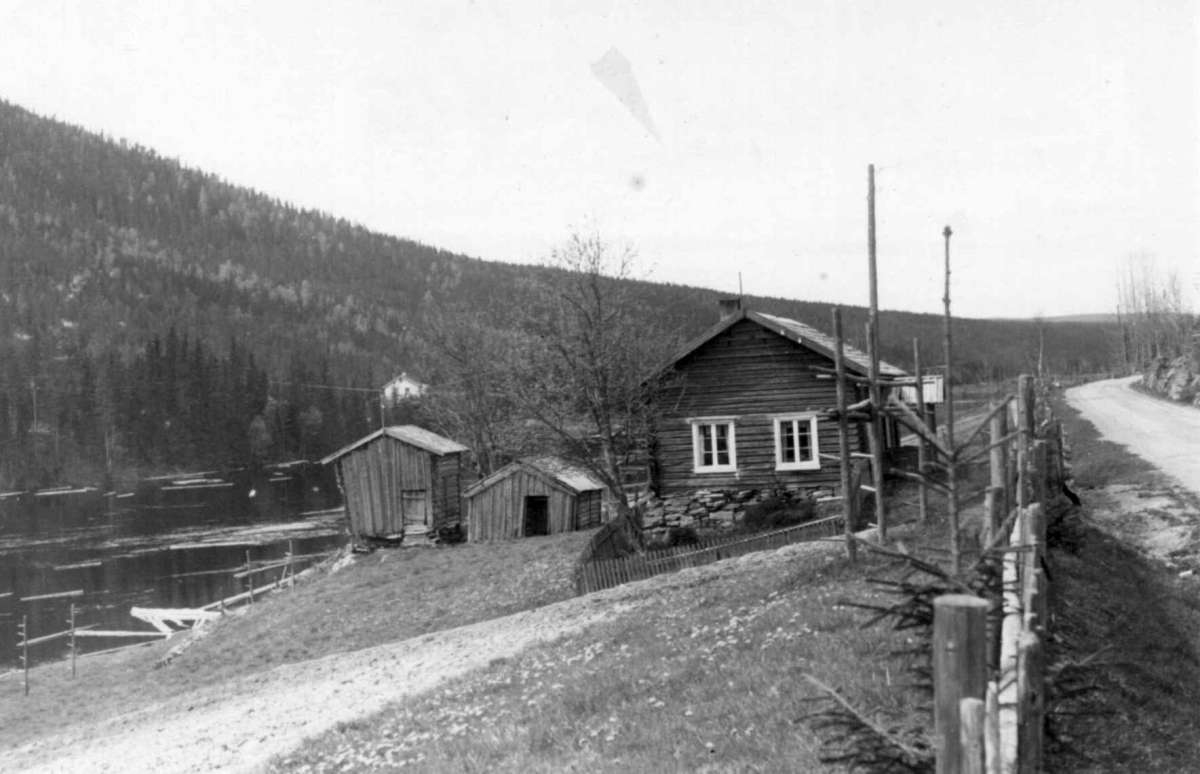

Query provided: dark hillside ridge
[0,98,1120,486]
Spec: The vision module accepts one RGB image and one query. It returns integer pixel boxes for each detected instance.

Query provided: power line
[267,379,379,394]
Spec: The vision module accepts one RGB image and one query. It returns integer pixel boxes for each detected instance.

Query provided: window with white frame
[690,417,737,473]
[774,413,820,471]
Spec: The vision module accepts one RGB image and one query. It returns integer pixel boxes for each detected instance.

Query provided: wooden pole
[1017,631,1045,772]
[1032,440,1049,508]
[20,615,29,695]
[986,681,1001,774]
[1016,375,1033,510]
[1054,420,1066,488]
[913,338,930,523]
[833,309,857,561]
[866,321,887,542]
[69,603,77,679]
[989,400,1009,522]
[933,594,989,774]
[959,697,986,774]
[866,164,887,544]
[942,225,959,574]
[245,549,254,604]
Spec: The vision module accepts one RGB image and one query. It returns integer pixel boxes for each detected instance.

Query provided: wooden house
[464,456,606,541]
[380,372,428,405]
[320,425,468,543]
[648,302,907,498]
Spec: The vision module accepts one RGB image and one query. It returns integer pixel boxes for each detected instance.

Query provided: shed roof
[319,425,468,465]
[464,456,605,498]
[662,309,907,378]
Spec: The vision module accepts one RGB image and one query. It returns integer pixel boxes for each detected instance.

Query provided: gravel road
[1066,376,1200,496]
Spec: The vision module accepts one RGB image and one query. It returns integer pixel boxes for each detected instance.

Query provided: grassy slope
[269,547,924,773]
[0,532,592,749]
[1045,393,1200,771]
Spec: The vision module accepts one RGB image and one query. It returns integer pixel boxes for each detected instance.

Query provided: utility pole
[866,164,887,543]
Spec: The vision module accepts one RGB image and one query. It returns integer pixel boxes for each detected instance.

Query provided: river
[0,464,348,668]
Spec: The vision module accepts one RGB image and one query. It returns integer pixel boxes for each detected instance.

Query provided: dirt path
[0,538,843,773]
[1067,376,1200,497]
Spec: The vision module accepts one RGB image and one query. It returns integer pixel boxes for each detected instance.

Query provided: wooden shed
[464,456,606,541]
[320,425,468,543]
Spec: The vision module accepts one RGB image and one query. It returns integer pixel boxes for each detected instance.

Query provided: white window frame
[689,417,738,473]
[773,413,821,471]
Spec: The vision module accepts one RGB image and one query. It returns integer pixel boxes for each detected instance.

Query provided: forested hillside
[0,99,1120,488]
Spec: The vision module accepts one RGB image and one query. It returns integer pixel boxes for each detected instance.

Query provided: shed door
[524,496,549,537]
[401,490,429,527]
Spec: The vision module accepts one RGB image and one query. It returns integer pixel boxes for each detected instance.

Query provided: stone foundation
[636,484,836,535]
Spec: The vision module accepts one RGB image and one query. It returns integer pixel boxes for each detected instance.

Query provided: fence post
[914,337,930,523]
[1017,631,1045,773]
[1016,375,1034,510]
[960,697,986,774]
[985,681,1001,774]
[1032,440,1048,508]
[1054,420,1066,487]
[989,401,1009,521]
[934,594,989,774]
[832,308,858,561]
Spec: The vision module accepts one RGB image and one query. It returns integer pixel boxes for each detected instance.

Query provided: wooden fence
[10,542,335,695]
[576,514,845,595]
[933,375,1063,773]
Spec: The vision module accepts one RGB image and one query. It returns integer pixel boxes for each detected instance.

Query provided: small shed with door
[320,425,468,543]
[464,456,606,541]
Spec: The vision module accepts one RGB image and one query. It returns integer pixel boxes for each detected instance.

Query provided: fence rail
[576,514,844,595]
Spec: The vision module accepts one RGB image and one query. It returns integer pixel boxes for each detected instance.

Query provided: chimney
[717,298,742,321]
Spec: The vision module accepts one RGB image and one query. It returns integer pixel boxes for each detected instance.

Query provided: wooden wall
[430,455,464,531]
[576,490,603,530]
[336,437,465,539]
[652,318,866,495]
[466,468,595,541]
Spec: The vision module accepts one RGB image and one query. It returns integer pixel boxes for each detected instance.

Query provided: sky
[0,0,1196,319]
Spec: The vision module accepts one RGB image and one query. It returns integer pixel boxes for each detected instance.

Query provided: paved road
[1066,376,1200,497]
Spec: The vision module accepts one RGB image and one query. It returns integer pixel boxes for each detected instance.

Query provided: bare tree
[418,297,536,477]
[512,231,679,519]
[1116,254,1193,368]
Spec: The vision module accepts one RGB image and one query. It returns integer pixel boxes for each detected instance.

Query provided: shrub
[743,494,816,532]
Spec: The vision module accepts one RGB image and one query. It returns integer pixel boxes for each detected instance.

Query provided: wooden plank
[74,630,169,639]
[24,624,99,647]
[20,589,84,602]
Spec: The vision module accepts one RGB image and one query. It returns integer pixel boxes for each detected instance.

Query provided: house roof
[464,455,605,498]
[319,425,468,465]
[662,309,907,378]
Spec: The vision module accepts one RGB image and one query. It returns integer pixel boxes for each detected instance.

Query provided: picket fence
[575,514,844,595]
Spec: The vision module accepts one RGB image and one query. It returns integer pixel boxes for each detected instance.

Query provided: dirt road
[1066,376,1200,496]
